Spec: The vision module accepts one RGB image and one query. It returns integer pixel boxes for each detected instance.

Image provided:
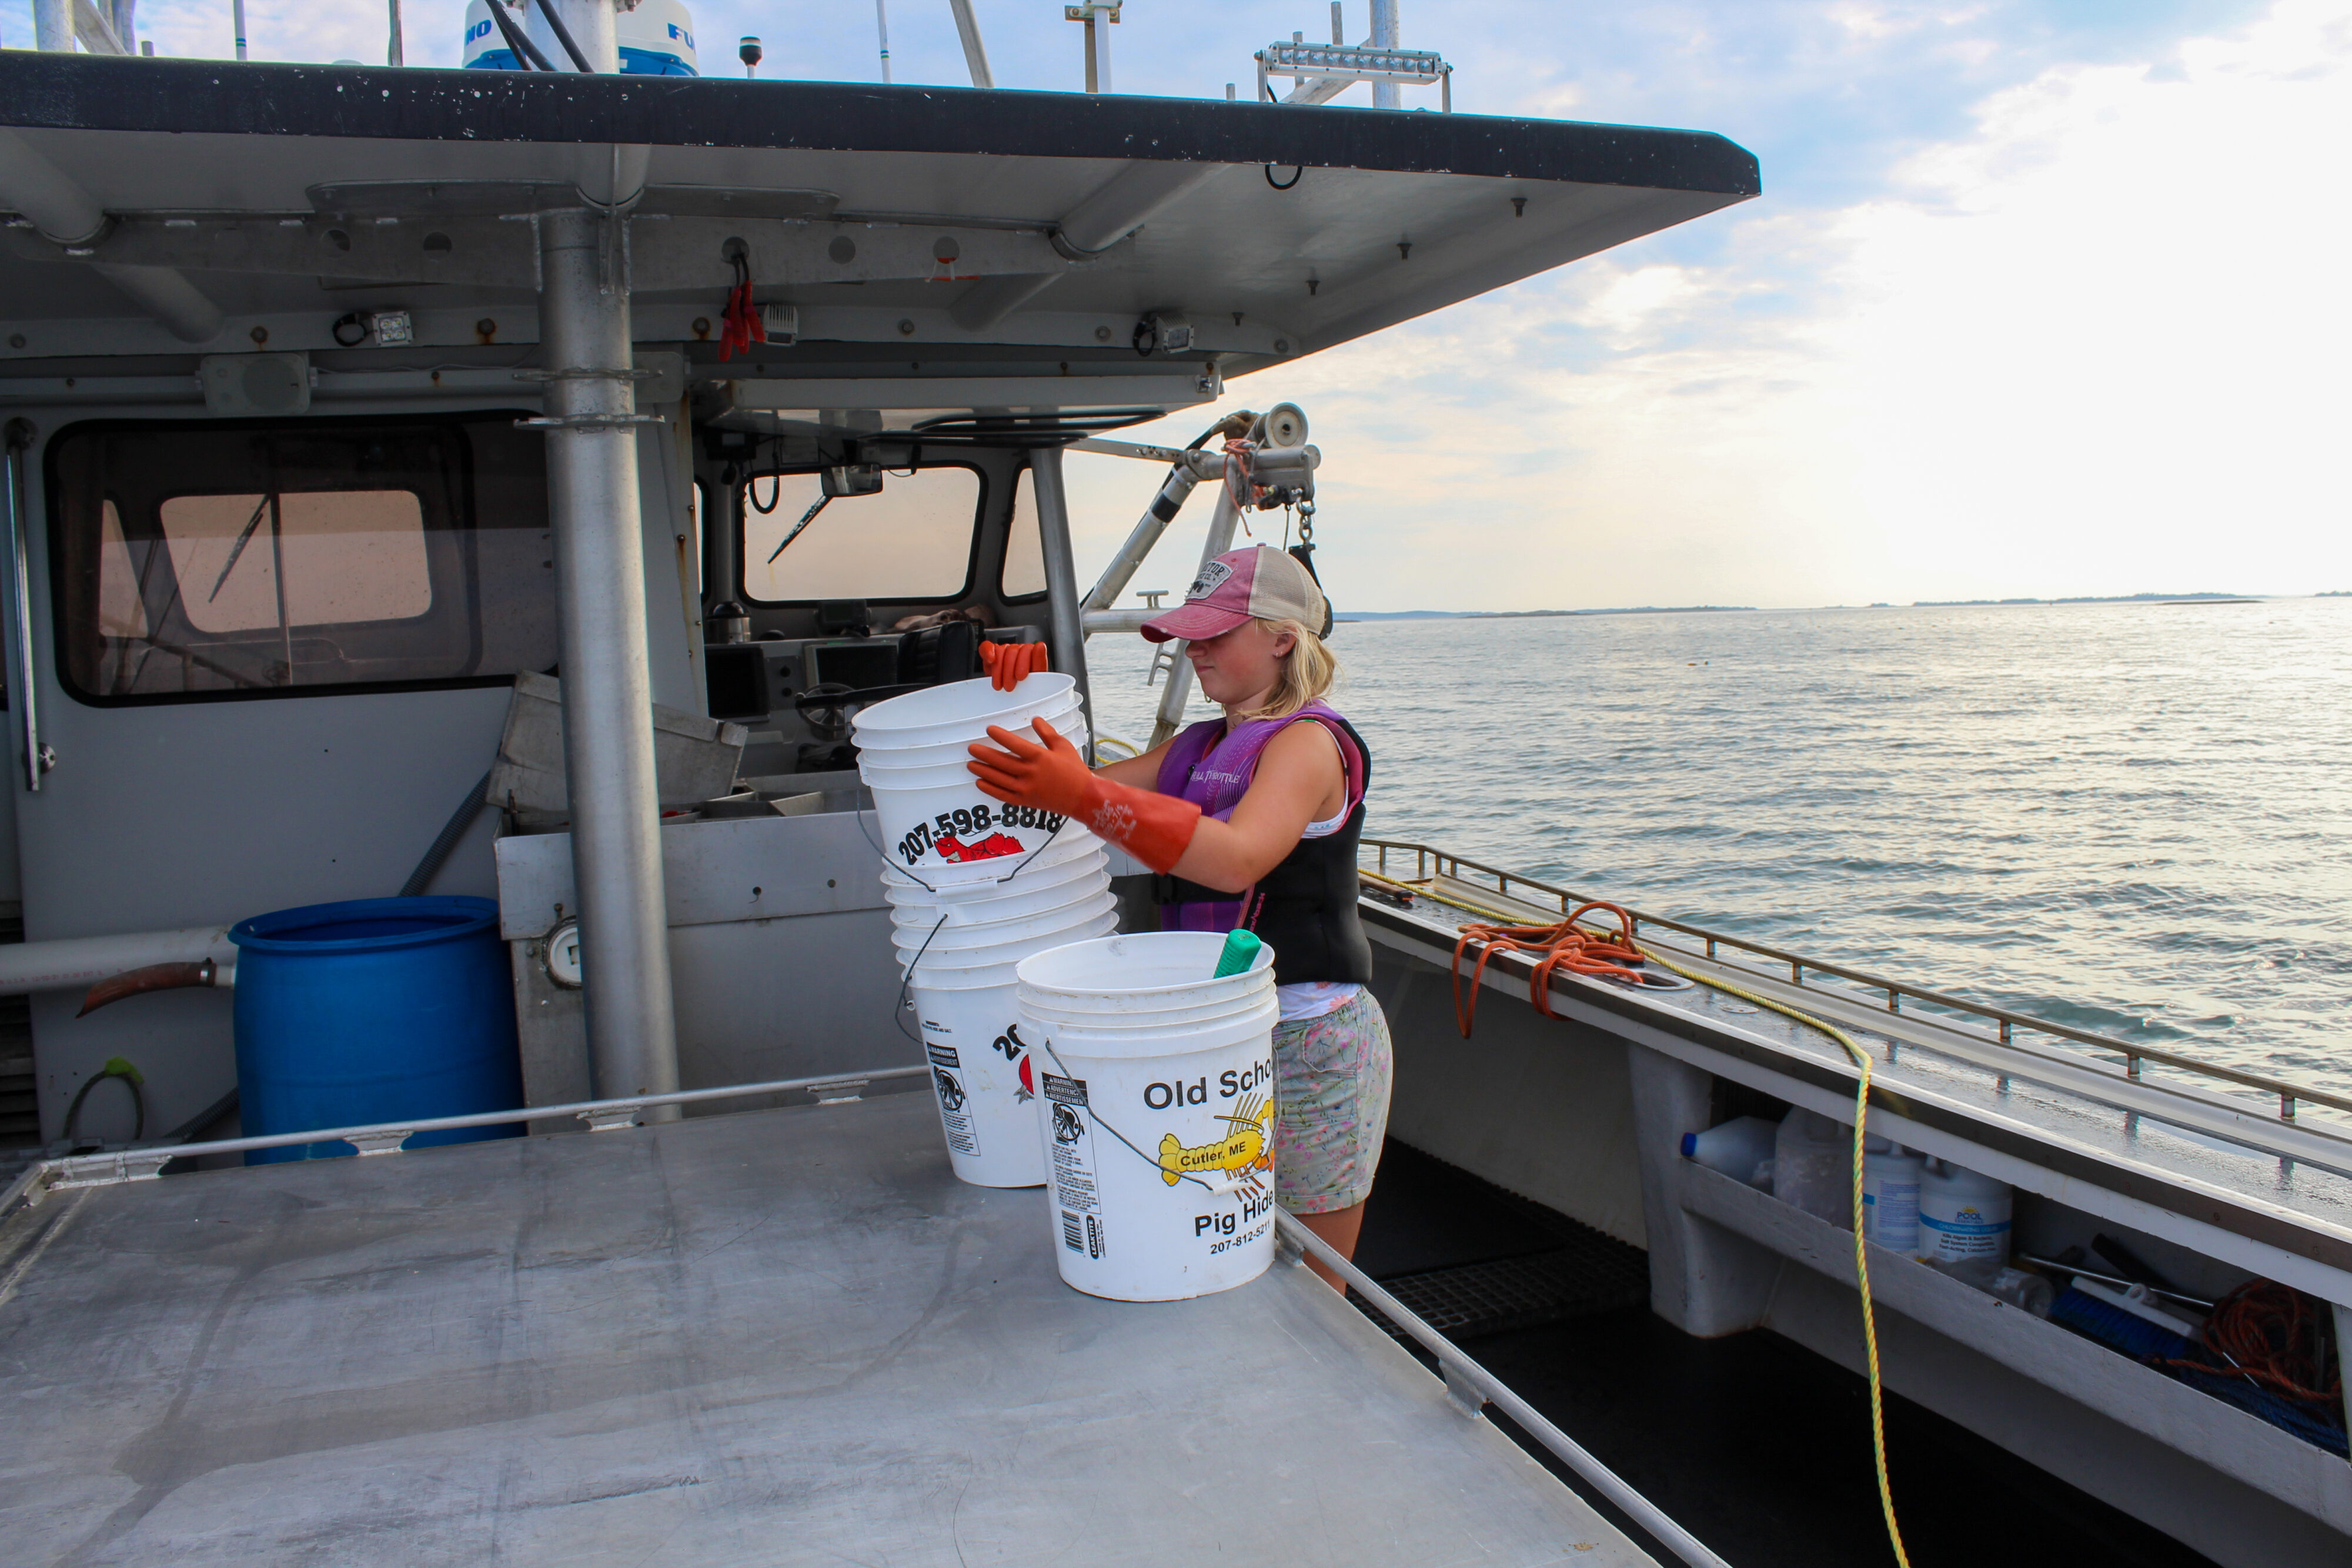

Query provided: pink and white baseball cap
[1140,544,1330,644]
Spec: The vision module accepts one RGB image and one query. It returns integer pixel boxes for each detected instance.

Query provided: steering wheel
[793,680,928,741]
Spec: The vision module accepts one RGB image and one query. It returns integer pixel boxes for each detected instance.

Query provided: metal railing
[1362,838,2352,1125]
[1,1066,928,1213]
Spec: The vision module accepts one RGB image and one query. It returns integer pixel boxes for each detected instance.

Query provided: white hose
[0,928,238,996]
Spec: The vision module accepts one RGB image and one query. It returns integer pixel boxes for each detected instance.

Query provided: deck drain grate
[1352,1233,1648,1342]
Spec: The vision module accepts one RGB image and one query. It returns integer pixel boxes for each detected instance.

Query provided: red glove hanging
[967,717,1201,874]
[977,640,1051,692]
[718,254,767,362]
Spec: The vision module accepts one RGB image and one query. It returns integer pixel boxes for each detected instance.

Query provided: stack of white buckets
[854,674,1282,1301]
[856,673,1116,1190]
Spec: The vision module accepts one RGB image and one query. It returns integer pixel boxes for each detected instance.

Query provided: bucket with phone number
[855,674,1093,889]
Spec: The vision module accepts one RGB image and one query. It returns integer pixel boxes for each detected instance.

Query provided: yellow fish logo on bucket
[1157,1094,1275,1186]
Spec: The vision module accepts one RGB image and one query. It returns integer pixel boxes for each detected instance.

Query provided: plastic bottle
[1985,1267,2055,1317]
[1773,1108,1852,1228]
[1679,1116,1777,1187]
[1859,1140,1924,1254]
[1917,1159,2012,1268]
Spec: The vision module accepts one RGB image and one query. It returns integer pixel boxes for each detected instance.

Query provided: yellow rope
[1633,942,1913,1568]
[1359,862,1914,1564]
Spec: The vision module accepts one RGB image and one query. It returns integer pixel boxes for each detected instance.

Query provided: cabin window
[159,490,432,633]
[49,414,556,704]
[738,465,981,604]
[1001,469,1047,600]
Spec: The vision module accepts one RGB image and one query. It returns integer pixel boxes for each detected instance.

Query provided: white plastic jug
[1860,1141,1925,1253]
[1679,1116,1776,1186]
[1917,1159,2012,1267]
[1774,1107,1852,1228]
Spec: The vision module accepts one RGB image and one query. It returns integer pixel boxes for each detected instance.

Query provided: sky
[12,0,2352,610]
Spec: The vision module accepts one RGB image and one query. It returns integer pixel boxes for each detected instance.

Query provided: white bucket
[866,780,1088,888]
[857,696,1083,770]
[855,675,1095,887]
[893,890,1119,952]
[907,979,1047,1188]
[898,911,1119,974]
[1042,997,1278,1049]
[853,673,1078,747]
[1015,982,1270,1034]
[880,827,1100,898]
[1015,930,1274,1017]
[885,850,1108,924]
[1014,932,1282,1303]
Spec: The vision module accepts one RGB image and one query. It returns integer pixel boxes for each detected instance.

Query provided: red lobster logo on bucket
[895,803,1065,867]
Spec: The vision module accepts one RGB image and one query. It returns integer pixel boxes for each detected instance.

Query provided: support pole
[1027,447,1093,748]
[2,422,49,792]
[1146,477,1242,749]
[536,207,680,1112]
[1369,0,1398,108]
[387,0,403,65]
[230,0,246,58]
[1089,6,1113,93]
[34,0,70,51]
[532,0,618,72]
[874,0,891,82]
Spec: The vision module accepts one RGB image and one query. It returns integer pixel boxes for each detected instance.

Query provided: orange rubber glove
[977,640,1051,692]
[967,717,1201,874]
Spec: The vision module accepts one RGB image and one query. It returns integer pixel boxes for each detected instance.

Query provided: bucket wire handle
[893,911,951,1044]
[1036,1036,1228,1193]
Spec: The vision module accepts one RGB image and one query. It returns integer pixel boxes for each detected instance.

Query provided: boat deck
[0,1092,1649,1567]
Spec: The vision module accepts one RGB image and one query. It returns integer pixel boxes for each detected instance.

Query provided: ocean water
[1081,597,2352,1099]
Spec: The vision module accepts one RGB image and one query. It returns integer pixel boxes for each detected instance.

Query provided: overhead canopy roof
[0,55,1758,416]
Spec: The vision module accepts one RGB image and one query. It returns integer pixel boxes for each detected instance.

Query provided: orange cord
[1451,900,1649,1036]
[2159,1279,2344,1406]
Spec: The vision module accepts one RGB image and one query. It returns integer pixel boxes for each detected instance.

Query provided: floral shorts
[1272,987,1395,1215]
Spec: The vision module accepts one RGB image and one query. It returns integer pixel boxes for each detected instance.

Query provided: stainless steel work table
[0,1092,1649,1566]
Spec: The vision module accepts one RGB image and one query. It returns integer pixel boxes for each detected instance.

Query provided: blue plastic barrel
[229,895,524,1164]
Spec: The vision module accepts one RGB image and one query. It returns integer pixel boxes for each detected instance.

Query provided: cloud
[24,0,2345,607]
[1075,0,2352,611]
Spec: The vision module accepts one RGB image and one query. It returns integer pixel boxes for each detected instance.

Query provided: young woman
[968,544,1391,1288]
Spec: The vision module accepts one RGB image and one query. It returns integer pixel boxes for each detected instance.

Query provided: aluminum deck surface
[0,1092,1648,1567]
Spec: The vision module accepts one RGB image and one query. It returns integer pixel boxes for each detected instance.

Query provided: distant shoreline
[1339,606,1753,621]
[1337,591,2297,620]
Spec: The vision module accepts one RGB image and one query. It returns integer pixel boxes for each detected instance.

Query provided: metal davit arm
[1146,477,1244,749]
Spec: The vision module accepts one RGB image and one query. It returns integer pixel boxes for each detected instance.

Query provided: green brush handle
[1212,929,1262,978]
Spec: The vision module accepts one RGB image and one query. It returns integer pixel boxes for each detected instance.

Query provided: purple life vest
[1153,699,1368,937]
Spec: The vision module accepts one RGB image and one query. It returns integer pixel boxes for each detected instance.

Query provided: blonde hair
[1235,617,1339,721]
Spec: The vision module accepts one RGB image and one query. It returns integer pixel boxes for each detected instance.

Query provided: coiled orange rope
[2161,1279,2344,1406]
[1451,900,1648,1036]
